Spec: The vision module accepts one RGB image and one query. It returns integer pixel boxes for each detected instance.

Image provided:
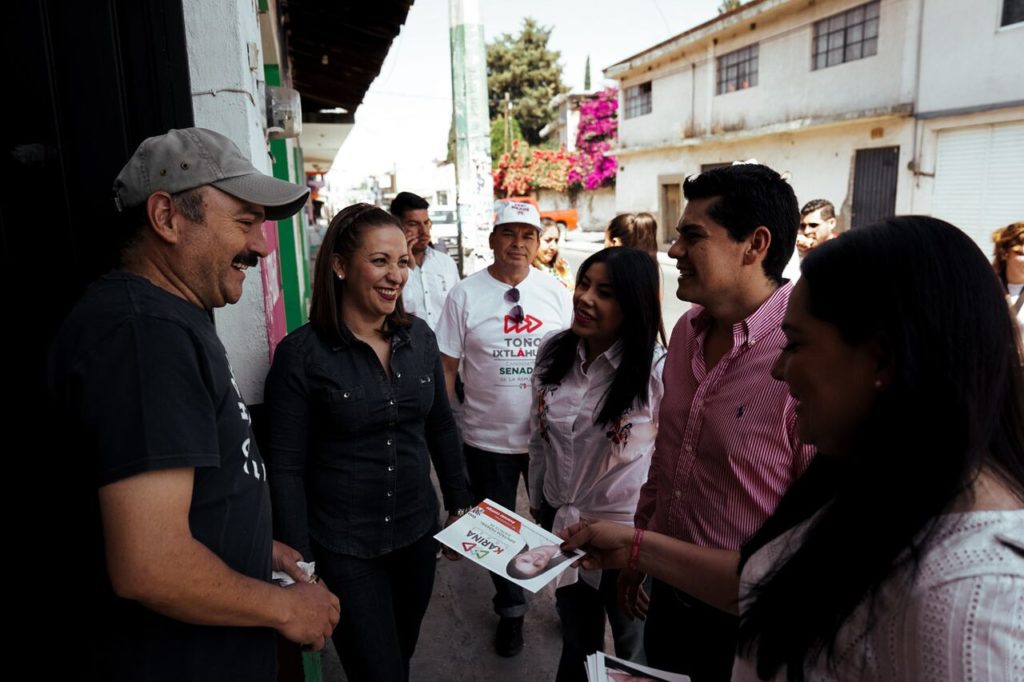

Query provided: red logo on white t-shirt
[504,314,543,333]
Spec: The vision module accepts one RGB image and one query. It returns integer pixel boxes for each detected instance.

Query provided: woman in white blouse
[560,217,1023,681]
[528,246,666,682]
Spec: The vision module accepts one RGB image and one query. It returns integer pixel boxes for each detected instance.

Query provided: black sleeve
[263,335,314,560]
[81,318,220,486]
[422,329,473,512]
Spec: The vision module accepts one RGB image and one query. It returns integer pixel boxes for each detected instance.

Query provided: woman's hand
[558,520,633,571]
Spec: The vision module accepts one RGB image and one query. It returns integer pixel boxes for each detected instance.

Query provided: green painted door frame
[265,63,308,330]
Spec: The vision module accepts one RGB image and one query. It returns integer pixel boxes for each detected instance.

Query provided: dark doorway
[3,2,194,616]
[851,146,899,229]
[660,183,682,245]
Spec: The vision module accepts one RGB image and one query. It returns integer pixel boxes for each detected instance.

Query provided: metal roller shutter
[932,122,1024,256]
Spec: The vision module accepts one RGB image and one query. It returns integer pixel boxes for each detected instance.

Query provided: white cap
[494,201,542,231]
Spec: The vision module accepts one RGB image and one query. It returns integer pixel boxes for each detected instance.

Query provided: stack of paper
[584,652,690,681]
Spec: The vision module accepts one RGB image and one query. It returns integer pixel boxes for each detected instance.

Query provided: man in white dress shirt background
[391,191,461,331]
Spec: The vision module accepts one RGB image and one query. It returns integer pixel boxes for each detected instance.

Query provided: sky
[328,0,722,192]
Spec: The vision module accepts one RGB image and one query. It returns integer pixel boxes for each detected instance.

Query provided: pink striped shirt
[635,283,815,550]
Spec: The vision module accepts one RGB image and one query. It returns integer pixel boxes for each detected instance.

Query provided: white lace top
[732,510,1024,681]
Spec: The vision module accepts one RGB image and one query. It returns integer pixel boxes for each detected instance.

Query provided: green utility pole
[449,0,493,276]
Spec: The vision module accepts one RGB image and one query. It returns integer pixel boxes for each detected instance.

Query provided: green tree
[584,55,591,90]
[486,18,568,146]
[718,0,744,13]
[490,116,524,162]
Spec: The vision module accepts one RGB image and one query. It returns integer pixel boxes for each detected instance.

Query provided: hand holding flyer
[434,499,584,593]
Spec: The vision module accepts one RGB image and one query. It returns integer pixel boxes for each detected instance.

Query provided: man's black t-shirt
[49,272,275,681]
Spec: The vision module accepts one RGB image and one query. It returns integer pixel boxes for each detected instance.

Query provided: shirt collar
[575,338,624,371]
[330,318,412,351]
[689,281,792,348]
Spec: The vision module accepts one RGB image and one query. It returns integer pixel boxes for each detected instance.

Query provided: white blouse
[732,509,1024,681]
[528,336,666,588]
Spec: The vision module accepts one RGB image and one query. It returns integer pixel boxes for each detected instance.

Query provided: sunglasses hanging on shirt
[505,286,524,324]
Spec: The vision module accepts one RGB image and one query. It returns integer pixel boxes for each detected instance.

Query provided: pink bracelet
[628,527,644,571]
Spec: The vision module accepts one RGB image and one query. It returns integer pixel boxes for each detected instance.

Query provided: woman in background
[605,212,659,261]
[534,219,574,289]
[604,213,666,344]
[530,247,666,682]
[991,220,1024,330]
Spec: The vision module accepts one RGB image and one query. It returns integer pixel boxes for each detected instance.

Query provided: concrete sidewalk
[319,481,571,681]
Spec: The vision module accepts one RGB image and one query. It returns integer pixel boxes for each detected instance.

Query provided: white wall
[917,0,1024,113]
[183,0,274,404]
[616,117,914,231]
[535,187,617,231]
[618,0,917,151]
[619,67,691,148]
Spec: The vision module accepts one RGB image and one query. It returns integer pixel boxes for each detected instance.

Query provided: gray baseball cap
[113,127,309,221]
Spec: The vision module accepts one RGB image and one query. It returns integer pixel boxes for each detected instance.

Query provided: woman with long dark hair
[264,204,473,682]
[561,216,1024,680]
[529,247,666,682]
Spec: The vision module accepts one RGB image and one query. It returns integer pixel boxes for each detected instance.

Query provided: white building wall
[617,0,917,150]
[619,67,691,148]
[535,187,617,231]
[706,0,913,132]
[917,0,1024,113]
[616,117,914,233]
[183,0,273,404]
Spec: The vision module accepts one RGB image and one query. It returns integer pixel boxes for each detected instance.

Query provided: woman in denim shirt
[265,204,473,682]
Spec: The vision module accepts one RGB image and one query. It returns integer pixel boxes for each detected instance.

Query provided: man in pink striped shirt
[623,163,815,682]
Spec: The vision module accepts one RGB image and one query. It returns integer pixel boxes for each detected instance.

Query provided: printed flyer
[585,652,690,682]
[435,499,583,593]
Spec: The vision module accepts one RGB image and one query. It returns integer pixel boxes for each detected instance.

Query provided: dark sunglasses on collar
[505,286,524,324]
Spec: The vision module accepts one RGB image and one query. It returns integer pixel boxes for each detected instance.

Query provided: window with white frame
[624,82,652,119]
[812,1,880,70]
[716,44,759,95]
[1003,0,1024,26]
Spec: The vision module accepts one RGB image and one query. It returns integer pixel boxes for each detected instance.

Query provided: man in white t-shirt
[391,191,461,331]
[435,200,573,657]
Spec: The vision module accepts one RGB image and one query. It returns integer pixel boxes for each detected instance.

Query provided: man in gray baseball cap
[48,128,339,680]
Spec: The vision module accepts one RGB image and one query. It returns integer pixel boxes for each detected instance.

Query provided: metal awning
[281,0,414,116]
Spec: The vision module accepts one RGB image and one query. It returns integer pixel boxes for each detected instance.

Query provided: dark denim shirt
[264,316,472,559]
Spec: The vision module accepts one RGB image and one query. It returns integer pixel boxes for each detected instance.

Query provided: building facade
[606,0,1024,253]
